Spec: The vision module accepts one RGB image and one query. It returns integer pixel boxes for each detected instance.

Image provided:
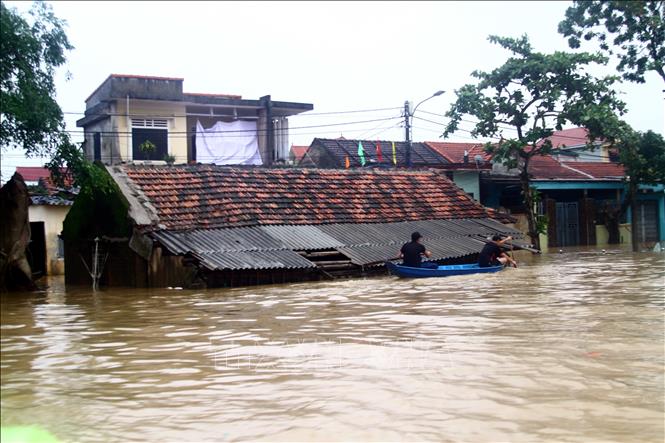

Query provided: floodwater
[1,248,664,443]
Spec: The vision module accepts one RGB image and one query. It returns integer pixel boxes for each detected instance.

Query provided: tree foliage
[0,1,73,156]
[558,1,665,83]
[443,35,625,248]
[46,140,131,241]
[617,130,665,185]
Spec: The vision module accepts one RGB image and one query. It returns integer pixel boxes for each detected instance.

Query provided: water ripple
[1,249,663,442]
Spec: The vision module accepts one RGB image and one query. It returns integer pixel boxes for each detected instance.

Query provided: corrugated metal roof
[316,219,518,247]
[338,236,487,266]
[150,218,519,272]
[153,227,286,254]
[259,225,344,250]
[194,250,315,270]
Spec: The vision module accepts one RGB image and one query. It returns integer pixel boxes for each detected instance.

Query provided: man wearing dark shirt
[400,232,432,268]
[478,235,517,267]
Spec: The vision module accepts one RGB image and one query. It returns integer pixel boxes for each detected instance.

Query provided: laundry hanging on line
[195,120,262,165]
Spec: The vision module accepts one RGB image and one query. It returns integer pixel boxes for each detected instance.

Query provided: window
[93,132,101,161]
[131,118,168,128]
[131,119,169,161]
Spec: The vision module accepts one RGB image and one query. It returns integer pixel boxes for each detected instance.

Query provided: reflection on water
[1,249,664,442]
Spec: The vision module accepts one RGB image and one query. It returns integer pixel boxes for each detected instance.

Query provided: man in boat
[479,235,517,268]
[399,232,433,268]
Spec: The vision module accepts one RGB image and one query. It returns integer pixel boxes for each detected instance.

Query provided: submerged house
[477,129,665,250]
[530,129,664,250]
[76,74,313,166]
[63,165,518,288]
[15,167,76,277]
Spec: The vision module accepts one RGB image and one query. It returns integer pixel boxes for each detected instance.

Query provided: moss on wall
[63,164,131,241]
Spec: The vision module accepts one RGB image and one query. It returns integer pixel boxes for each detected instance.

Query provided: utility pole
[404,101,412,168]
[403,90,444,169]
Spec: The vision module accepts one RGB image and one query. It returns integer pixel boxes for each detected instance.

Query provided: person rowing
[399,232,433,268]
[478,235,517,268]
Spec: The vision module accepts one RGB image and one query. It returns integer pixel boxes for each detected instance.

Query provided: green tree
[443,35,625,249]
[0,0,73,156]
[558,1,665,83]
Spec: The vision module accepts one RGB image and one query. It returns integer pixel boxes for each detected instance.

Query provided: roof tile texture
[528,156,625,180]
[424,142,492,163]
[124,165,495,231]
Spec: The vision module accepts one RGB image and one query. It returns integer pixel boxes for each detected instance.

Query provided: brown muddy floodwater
[1,248,664,442]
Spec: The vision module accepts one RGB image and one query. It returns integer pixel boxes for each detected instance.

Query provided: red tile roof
[539,127,591,148]
[123,165,501,231]
[528,156,624,180]
[424,141,492,163]
[15,167,50,182]
[563,161,625,179]
[290,145,309,162]
[15,166,75,197]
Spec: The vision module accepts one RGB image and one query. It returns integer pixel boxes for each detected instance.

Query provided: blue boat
[386,261,504,278]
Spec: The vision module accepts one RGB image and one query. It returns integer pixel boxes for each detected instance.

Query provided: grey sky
[2,1,663,182]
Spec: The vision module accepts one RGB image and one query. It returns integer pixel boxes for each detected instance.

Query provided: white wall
[28,205,70,275]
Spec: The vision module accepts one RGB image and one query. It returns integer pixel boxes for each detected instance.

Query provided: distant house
[540,127,612,162]
[297,138,449,169]
[477,127,664,250]
[15,166,49,186]
[297,138,494,203]
[424,142,492,201]
[15,167,76,277]
[63,165,519,288]
[289,145,309,164]
[76,74,313,166]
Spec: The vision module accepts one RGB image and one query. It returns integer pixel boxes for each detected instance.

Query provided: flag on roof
[358,141,366,166]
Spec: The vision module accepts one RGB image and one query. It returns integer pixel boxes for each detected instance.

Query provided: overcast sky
[2,1,664,182]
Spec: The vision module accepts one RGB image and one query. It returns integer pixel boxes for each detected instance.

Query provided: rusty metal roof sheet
[194,250,315,270]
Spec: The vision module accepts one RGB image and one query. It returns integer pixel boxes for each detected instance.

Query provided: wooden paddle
[509,241,517,268]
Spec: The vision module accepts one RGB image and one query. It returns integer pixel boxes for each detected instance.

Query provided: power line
[417,108,608,144]
[52,115,404,137]
[61,106,402,119]
[358,120,403,140]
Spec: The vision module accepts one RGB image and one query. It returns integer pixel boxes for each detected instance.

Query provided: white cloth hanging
[195,120,262,165]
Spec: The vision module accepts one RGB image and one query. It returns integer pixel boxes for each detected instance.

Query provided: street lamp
[405,90,445,167]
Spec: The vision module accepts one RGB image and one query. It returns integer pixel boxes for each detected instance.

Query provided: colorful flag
[376,141,383,162]
[358,141,366,166]
[392,141,397,165]
[345,156,350,169]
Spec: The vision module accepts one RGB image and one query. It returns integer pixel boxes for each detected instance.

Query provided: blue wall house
[528,152,663,249]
